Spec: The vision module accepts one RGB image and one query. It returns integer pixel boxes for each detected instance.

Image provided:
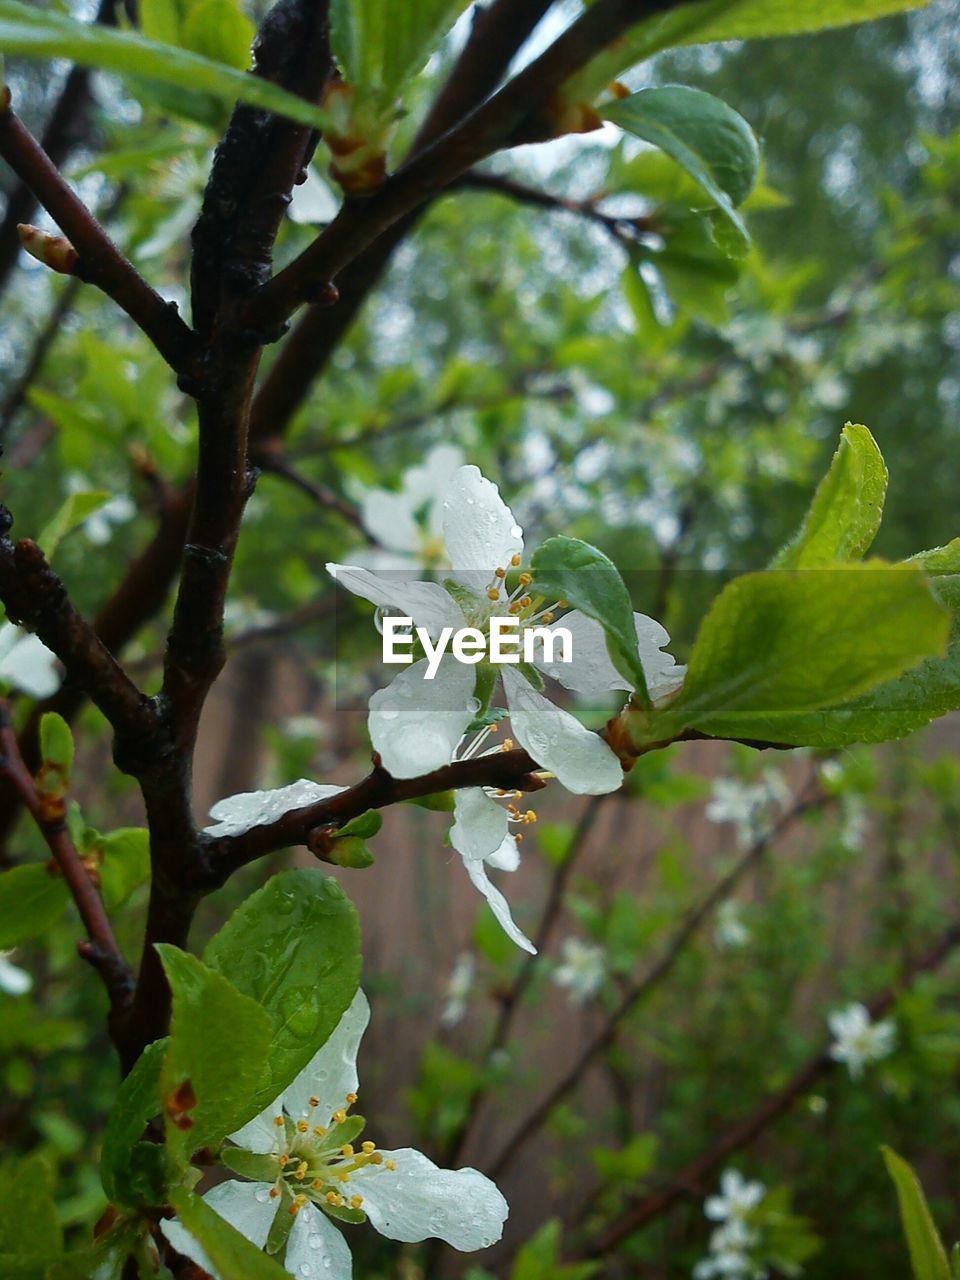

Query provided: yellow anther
[294,1161,308,1180]
[369,1152,384,1165]
[278,1154,290,1167]
[386,1159,397,1171]
[501,739,514,751]
[309,1096,320,1109]
[511,554,522,567]
[350,1195,363,1210]
[525,810,538,823]
[362,1141,376,1154]
[508,602,522,614]
[312,1179,323,1191]
[269,1187,280,1200]
[557,599,568,608]
[495,567,506,579]
[295,1194,307,1206]
[341,1144,355,1158]
[346,1093,358,1105]
[337,1171,351,1183]
[313,1125,327,1137]
[325,1191,339,1205]
[273,1116,284,1128]
[489,723,499,732]
[333,1109,347,1123]
[519,595,532,608]
[487,587,500,600]
[296,1119,309,1133]
[516,833,524,842]
[519,573,532,586]
[541,612,555,624]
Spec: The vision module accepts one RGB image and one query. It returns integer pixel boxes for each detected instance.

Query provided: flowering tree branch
[0,96,198,374]
[0,700,133,1014]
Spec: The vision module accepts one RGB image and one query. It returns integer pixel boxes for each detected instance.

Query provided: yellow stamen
[337,1171,351,1183]
[273,1116,284,1128]
[333,1109,347,1123]
[313,1125,327,1137]
[341,1144,355,1158]
[309,1096,320,1109]
[326,1191,339,1205]
[362,1141,376,1154]
[519,595,532,608]
[296,1119,309,1133]
[518,573,532,586]
[495,567,506,579]
[278,1154,290,1168]
[369,1152,384,1165]
[511,554,521,567]
[294,1161,308,1180]
[350,1195,363,1210]
[386,1159,397,1171]
[312,1179,323,1191]
[269,1187,280,1200]
[346,1093,358,1105]
[501,739,514,751]
[487,588,500,600]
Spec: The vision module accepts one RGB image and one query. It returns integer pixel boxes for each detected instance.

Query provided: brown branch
[482,779,827,1181]
[579,916,960,1258]
[0,98,198,374]
[254,446,364,529]
[0,700,133,1016]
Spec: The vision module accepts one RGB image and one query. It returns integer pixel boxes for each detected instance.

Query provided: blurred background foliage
[1,1,960,1276]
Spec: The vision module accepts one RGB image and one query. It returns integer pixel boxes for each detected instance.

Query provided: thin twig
[255,447,364,528]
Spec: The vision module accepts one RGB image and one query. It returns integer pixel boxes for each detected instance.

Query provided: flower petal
[282,990,370,1126]
[228,1107,281,1155]
[0,625,62,699]
[351,1147,508,1251]
[368,658,475,778]
[285,1201,353,1280]
[0,954,32,996]
[533,610,685,702]
[404,443,466,511]
[359,489,421,555]
[485,833,520,873]
[450,789,509,863]
[160,1181,277,1278]
[440,466,523,592]
[464,858,535,955]
[204,780,345,839]
[326,563,463,638]
[501,667,622,795]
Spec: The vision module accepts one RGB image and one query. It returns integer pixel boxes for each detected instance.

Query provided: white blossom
[161,992,508,1280]
[714,900,750,951]
[440,952,476,1027]
[705,771,789,849]
[354,443,466,572]
[0,951,32,996]
[694,1170,767,1280]
[552,937,606,1004]
[828,1002,896,1078]
[0,623,61,699]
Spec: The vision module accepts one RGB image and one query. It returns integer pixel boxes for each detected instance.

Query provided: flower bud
[17,224,79,275]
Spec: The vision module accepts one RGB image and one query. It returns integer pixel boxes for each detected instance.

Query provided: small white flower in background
[281,715,328,742]
[0,623,61,699]
[161,992,507,1280]
[328,463,684,952]
[828,1002,896,1079]
[552,938,606,1005]
[693,1170,767,1280]
[706,770,789,850]
[0,951,32,997]
[839,797,867,851]
[353,443,467,572]
[714,900,750,951]
[440,952,476,1027]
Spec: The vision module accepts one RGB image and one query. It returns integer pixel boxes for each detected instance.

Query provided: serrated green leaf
[203,870,360,1109]
[156,945,273,1161]
[772,424,887,568]
[909,539,960,574]
[882,1146,951,1280]
[167,1187,289,1280]
[101,1038,168,1207]
[649,564,949,742]
[604,86,759,258]
[0,1,331,131]
[331,0,471,101]
[530,536,651,707]
[0,864,69,948]
[37,490,112,560]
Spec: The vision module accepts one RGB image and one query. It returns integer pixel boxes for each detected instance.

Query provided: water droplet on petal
[510,524,522,539]
[467,696,480,714]
[254,1187,271,1203]
[380,706,399,721]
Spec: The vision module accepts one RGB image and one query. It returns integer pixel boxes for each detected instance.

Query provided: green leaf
[219,1148,281,1181]
[325,837,376,869]
[0,1,331,131]
[156,945,273,1160]
[909,538,960,574]
[0,864,69,948]
[404,790,455,812]
[331,0,471,101]
[139,0,181,45]
[772,424,887,568]
[651,564,949,741]
[336,810,382,839]
[37,490,111,559]
[603,86,759,258]
[203,869,361,1109]
[530,535,651,708]
[882,1146,951,1280]
[167,1187,289,1280]
[181,0,255,70]
[0,1157,62,1260]
[509,1220,600,1280]
[39,712,74,777]
[101,1038,168,1207]
[707,574,960,748]
[98,827,151,909]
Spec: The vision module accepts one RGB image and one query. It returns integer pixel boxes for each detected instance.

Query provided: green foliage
[530,535,652,707]
[203,870,361,1108]
[772,423,888,568]
[167,1186,290,1279]
[101,1038,168,1208]
[0,1157,63,1273]
[331,0,471,102]
[882,1147,952,1280]
[37,491,111,560]
[38,712,74,782]
[140,0,255,70]
[97,828,151,909]
[0,864,69,949]
[604,85,759,257]
[156,944,273,1163]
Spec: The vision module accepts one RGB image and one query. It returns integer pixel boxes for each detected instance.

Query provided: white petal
[351,1147,508,1251]
[450,789,509,863]
[284,1201,353,1280]
[485,834,520,873]
[282,990,369,1125]
[326,563,463,638]
[160,1181,277,1278]
[0,626,61,699]
[464,858,536,955]
[440,466,523,592]
[368,659,474,778]
[403,444,466,510]
[0,955,32,996]
[228,1107,281,1155]
[533,610,685,702]
[204,780,345,838]
[501,667,622,795]
[359,489,421,555]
